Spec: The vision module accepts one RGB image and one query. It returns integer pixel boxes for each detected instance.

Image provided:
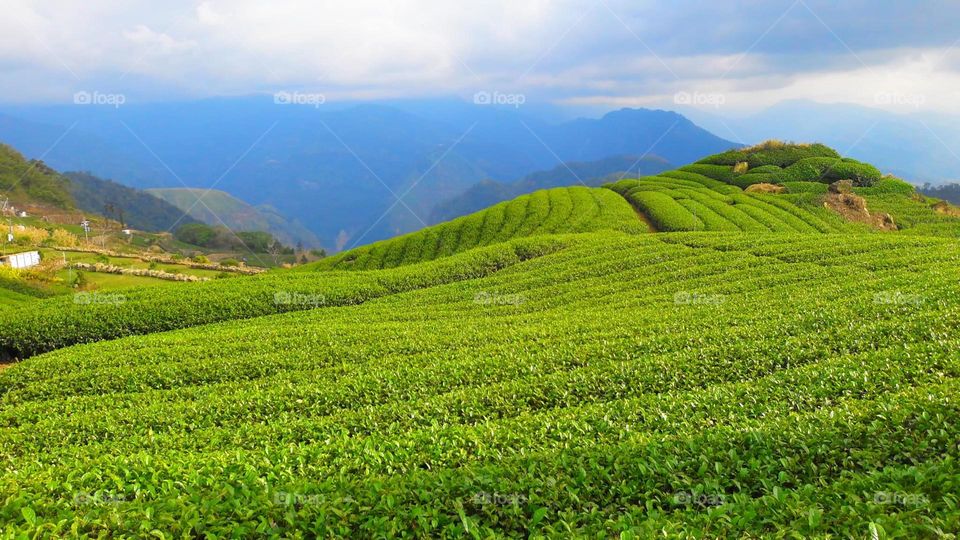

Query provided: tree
[175,223,218,247]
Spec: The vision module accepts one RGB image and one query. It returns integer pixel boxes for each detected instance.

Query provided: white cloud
[0,0,958,112]
[122,24,197,55]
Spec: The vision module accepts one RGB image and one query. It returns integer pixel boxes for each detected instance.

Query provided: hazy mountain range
[0,98,737,249]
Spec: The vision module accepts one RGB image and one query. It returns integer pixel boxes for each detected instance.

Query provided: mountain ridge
[0,98,739,247]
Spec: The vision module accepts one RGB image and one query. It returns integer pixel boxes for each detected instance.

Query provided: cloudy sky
[2,0,959,114]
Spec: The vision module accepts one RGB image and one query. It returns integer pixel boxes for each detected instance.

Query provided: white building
[0,250,41,269]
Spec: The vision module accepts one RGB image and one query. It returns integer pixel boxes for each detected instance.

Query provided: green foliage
[0,144,73,207]
[748,165,783,174]
[2,142,959,537]
[859,177,917,195]
[678,164,737,183]
[0,236,568,359]
[236,231,281,253]
[771,157,883,186]
[0,274,56,300]
[607,176,841,233]
[1,232,959,537]
[316,187,643,271]
[698,142,841,168]
[626,190,704,231]
[175,223,289,253]
[174,223,218,247]
[729,172,774,188]
[781,181,829,194]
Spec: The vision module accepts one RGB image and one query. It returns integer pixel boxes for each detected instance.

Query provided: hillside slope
[429,154,672,224]
[314,186,646,270]
[65,172,200,232]
[329,142,960,271]
[0,143,72,208]
[2,231,959,537]
[147,188,322,248]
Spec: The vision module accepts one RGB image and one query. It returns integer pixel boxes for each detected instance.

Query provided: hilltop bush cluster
[175,223,292,254]
[699,141,840,168]
[770,157,883,186]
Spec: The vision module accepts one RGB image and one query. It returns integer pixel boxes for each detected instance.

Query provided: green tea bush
[699,142,840,168]
[678,164,737,183]
[318,187,639,271]
[772,157,883,186]
[2,232,959,537]
[0,236,569,359]
[781,181,829,194]
[628,191,705,231]
[857,177,917,195]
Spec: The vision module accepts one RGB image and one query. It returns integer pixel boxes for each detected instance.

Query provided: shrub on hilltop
[699,141,841,168]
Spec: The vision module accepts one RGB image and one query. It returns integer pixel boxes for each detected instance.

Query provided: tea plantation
[2,143,960,538]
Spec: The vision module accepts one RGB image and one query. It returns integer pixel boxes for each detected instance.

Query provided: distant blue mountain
[0,97,737,249]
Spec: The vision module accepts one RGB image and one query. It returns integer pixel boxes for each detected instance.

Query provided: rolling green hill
[314,186,646,271]
[2,143,960,537]
[429,154,672,224]
[317,142,956,272]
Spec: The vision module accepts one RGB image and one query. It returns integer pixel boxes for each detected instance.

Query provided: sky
[2,0,960,115]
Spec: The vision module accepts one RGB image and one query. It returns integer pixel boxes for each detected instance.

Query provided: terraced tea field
[2,144,960,537]
[2,231,959,537]
[317,186,644,270]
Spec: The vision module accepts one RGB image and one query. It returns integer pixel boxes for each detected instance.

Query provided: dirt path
[633,207,658,232]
